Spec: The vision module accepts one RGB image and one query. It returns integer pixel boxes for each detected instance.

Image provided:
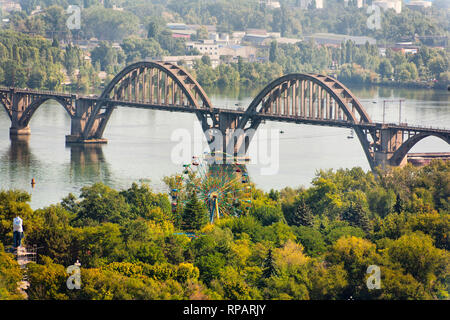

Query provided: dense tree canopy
[0,160,448,300]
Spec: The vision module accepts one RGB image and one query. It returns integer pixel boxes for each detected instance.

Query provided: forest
[0,160,449,300]
[0,0,448,91]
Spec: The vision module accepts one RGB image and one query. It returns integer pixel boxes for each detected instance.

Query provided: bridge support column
[9,90,31,138]
[207,113,254,163]
[65,99,107,145]
[373,127,407,169]
[10,126,31,136]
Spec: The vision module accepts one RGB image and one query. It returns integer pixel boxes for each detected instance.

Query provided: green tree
[262,248,277,278]
[269,40,278,63]
[72,183,131,225]
[291,198,314,227]
[341,202,371,232]
[378,59,393,79]
[182,192,208,231]
[0,244,23,299]
[386,232,449,287]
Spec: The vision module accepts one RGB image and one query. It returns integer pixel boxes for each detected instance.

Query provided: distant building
[166,23,196,39]
[232,31,246,42]
[209,33,231,45]
[218,45,258,62]
[265,0,281,9]
[186,40,219,56]
[315,0,324,9]
[372,0,402,14]
[167,23,190,30]
[304,33,377,46]
[153,55,220,69]
[242,33,269,46]
[111,5,123,11]
[297,0,324,9]
[406,1,432,9]
[391,42,420,54]
[271,37,302,45]
[0,0,21,12]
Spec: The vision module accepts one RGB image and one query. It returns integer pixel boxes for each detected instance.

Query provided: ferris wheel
[170,152,253,224]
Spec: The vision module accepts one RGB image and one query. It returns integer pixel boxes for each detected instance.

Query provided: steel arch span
[234,73,381,168]
[389,132,450,166]
[17,97,76,127]
[83,61,214,139]
[238,73,373,130]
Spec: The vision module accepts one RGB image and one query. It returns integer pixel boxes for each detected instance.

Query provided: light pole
[382,99,405,125]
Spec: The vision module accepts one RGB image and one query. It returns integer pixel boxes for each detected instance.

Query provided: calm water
[1,85,449,209]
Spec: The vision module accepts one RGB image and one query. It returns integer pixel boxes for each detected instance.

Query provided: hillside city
[0,0,448,92]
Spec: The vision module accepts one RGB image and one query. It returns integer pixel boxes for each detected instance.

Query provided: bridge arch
[238,73,373,131]
[17,97,76,127]
[0,99,12,121]
[390,132,450,166]
[83,61,213,139]
[234,73,378,167]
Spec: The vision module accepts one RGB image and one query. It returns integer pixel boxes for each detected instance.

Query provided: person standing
[13,216,24,248]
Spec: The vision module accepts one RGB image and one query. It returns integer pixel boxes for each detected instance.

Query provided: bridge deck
[2,87,449,136]
[104,99,450,134]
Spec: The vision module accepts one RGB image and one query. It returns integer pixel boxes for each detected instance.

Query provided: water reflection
[6,135,32,164]
[67,145,112,184]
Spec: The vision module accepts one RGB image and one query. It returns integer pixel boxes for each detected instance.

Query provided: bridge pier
[65,98,107,145]
[373,127,407,169]
[10,126,31,136]
[205,112,254,162]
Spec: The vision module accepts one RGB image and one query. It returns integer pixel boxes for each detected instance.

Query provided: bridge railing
[0,86,77,98]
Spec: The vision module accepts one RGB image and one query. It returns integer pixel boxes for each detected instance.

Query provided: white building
[218,45,258,62]
[372,0,402,14]
[209,33,231,45]
[315,0,324,9]
[266,1,281,9]
[0,0,21,13]
[406,1,432,9]
[159,55,220,69]
[186,40,219,56]
[298,0,324,9]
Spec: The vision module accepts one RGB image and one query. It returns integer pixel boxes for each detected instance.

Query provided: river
[0,85,449,209]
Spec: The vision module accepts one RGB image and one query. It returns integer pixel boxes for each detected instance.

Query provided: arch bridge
[1,61,449,170]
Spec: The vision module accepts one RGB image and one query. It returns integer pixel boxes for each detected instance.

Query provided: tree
[201,55,211,66]
[0,190,34,246]
[196,26,209,40]
[72,183,131,225]
[269,41,278,63]
[378,60,393,79]
[386,232,449,287]
[341,202,370,232]
[326,236,381,298]
[182,192,208,231]
[293,226,326,257]
[0,244,23,299]
[393,193,404,214]
[27,67,46,89]
[291,198,314,227]
[147,20,162,39]
[428,56,448,79]
[268,189,280,201]
[262,248,277,278]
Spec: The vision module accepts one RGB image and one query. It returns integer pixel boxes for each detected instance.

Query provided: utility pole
[382,99,405,125]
